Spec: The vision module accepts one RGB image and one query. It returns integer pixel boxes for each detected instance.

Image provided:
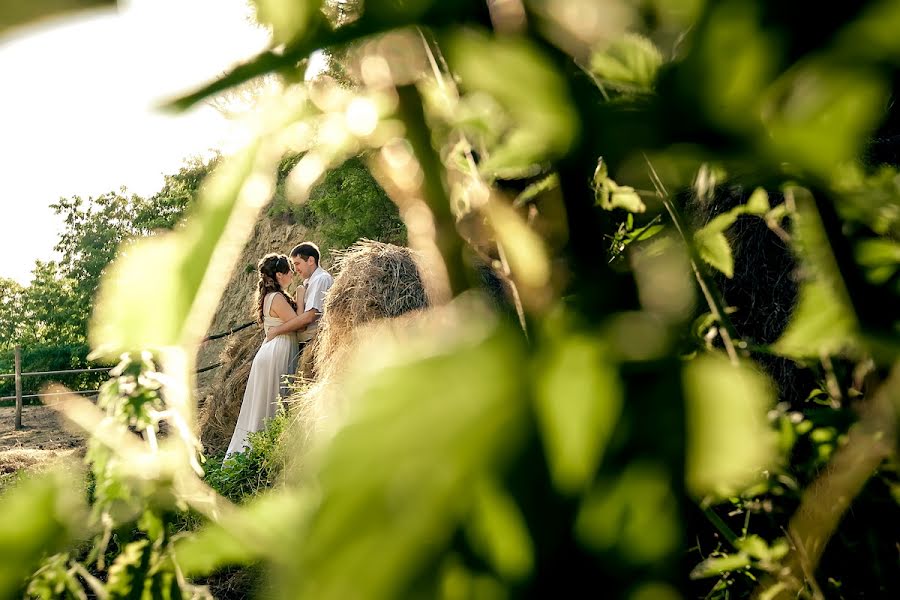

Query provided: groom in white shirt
[265,241,334,344]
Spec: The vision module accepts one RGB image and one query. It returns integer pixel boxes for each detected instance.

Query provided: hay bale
[285,240,431,454]
[197,326,263,455]
[302,239,431,383]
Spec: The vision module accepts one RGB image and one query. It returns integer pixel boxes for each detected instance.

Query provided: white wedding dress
[225,292,298,457]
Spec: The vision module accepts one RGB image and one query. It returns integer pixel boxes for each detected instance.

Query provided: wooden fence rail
[3,321,252,429]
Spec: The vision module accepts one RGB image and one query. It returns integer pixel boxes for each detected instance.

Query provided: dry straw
[197,326,263,455]
[288,240,431,454]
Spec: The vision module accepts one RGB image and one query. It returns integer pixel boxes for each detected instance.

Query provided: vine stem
[644,154,741,365]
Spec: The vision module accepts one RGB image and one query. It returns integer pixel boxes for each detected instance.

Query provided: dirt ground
[0,404,87,478]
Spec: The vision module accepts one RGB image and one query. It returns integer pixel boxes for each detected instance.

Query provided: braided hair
[255,253,297,323]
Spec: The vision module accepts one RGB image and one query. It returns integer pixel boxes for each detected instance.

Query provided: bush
[202,408,290,504]
[267,155,406,255]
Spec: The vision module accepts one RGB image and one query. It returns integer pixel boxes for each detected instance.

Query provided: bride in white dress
[226,253,300,457]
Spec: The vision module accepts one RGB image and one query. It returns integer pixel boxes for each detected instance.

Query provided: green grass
[202,408,291,504]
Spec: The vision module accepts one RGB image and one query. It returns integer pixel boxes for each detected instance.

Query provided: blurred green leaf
[590,33,663,93]
[689,552,752,579]
[444,29,578,177]
[836,0,900,60]
[746,187,771,215]
[437,557,507,600]
[106,540,153,599]
[26,554,87,600]
[763,65,888,176]
[856,238,900,267]
[690,0,780,128]
[855,238,900,284]
[534,333,623,494]
[465,477,534,582]
[629,581,683,600]
[252,0,322,45]
[683,355,777,499]
[576,462,680,564]
[831,165,900,236]
[284,302,528,600]
[736,535,771,560]
[594,159,647,213]
[486,199,551,291]
[0,471,88,598]
[756,536,789,561]
[513,173,559,208]
[695,230,734,278]
[0,0,113,37]
[175,489,312,577]
[774,195,859,358]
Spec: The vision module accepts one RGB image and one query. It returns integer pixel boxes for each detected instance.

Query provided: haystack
[197,326,263,455]
[301,239,431,383]
[287,240,431,449]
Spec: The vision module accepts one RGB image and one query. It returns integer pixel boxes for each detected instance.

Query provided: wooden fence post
[14,345,23,430]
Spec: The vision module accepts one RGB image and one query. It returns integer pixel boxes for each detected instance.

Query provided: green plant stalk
[396,84,468,296]
[702,506,740,548]
[645,156,741,364]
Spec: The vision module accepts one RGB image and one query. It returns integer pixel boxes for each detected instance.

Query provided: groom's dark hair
[290,242,321,265]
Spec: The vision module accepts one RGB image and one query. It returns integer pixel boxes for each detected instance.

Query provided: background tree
[0,158,215,401]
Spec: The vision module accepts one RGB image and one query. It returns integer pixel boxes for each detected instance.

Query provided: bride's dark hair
[255,253,297,323]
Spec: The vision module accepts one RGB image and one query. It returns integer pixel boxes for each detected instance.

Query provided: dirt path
[0,405,87,477]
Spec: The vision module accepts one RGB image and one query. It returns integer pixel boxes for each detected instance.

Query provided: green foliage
[773,193,859,358]
[0,261,83,349]
[534,328,622,494]
[26,552,90,600]
[276,305,531,599]
[576,461,680,564]
[0,343,107,403]
[0,157,211,400]
[269,155,406,253]
[203,409,290,503]
[306,157,406,249]
[9,352,213,599]
[0,471,88,598]
[590,33,663,94]
[693,186,777,279]
[683,355,777,499]
[593,158,647,213]
[0,278,23,348]
[139,157,217,232]
[444,28,578,178]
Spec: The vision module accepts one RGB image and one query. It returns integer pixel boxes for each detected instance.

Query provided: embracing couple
[225,241,334,458]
